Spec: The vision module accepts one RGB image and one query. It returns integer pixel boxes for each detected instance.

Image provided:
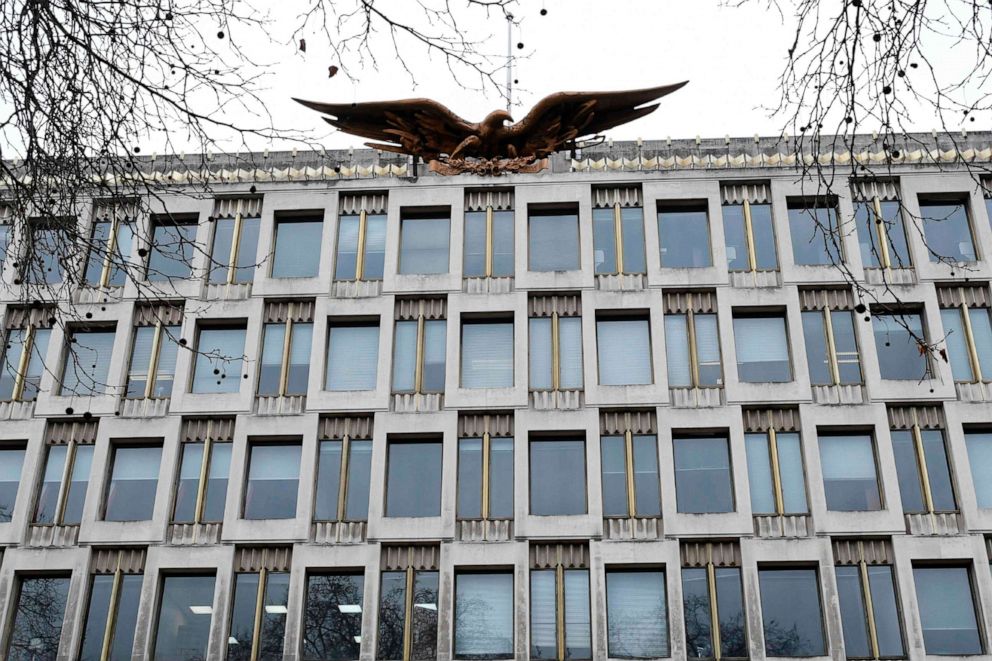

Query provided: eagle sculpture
[294,81,688,175]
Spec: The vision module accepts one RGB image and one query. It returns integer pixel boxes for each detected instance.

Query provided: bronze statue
[294,82,688,175]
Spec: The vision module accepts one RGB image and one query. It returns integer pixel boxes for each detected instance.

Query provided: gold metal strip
[356,209,368,280]
[144,321,163,400]
[742,199,757,273]
[912,422,936,515]
[193,437,212,524]
[279,319,293,397]
[11,325,34,402]
[556,562,566,661]
[99,560,124,661]
[414,315,426,394]
[403,565,415,661]
[624,430,637,517]
[960,304,984,383]
[227,212,244,285]
[336,436,350,522]
[707,544,722,660]
[687,310,700,388]
[613,202,624,275]
[250,567,267,661]
[551,312,560,392]
[485,205,494,278]
[482,431,491,520]
[768,427,786,515]
[99,214,120,289]
[872,197,892,270]
[822,308,841,386]
[54,441,76,525]
[858,542,881,660]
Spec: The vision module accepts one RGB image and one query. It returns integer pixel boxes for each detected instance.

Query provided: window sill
[331,278,382,298]
[312,520,367,544]
[456,519,513,541]
[118,396,170,418]
[602,516,662,540]
[391,392,443,412]
[463,275,513,294]
[203,280,252,300]
[811,383,865,405]
[25,523,79,548]
[595,272,646,291]
[530,389,583,410]
[0,399,35,420]
[752,513,812,538]
[168,521,223,545]
[905,511,964,536]
[254,394,306,415]
[670,386,724,408]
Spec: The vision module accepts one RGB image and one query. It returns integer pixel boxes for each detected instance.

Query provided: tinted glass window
[326,323,379,391]
[606,570,668,658]
[454,573,514,659]
[854,200,911,268]
[529,209,579,271]
[386,441,442,517]
[104,445,161,521]
[966,431,992,508]
[733,315,791,382]
[758,568,825,657]
[302,574,364,661]
[272,217,323,278]
[7,576,70,661]
[788,202,843,265]
[464,210,513,278]
[673,436,734,513]
[659,205,711,267]
[78,573,142,661]
[914,566,982,655]
[61,329,116,396]
[244,443,301,519]
[597,318,652,385]
[153,575,215,661]
[192,326,246,394]
[818,434,881,511]
[147,218,196,281]
[873,312,927,380]
[461,322,513,388]
[919,200,976,262]
[399,214,450,274]
[530,438,586,515]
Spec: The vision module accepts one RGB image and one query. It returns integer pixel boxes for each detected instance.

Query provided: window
[258,317,313,397]
[377,565,439,660]
[126,321,180,398]
[872,311,928,381]
[965,430,992,508]
[801,307,862,386]
[386,439,442,517]
[146,215,197,281]
[5,575,71,660]
[314,436,372,522]
[103,444,161,521]
[464,202,513,278]
[173,438,231,524]
[914,566,983,655]
[787,198,844,265]
[454,572,514,659]
[681,542,747,660]
[33,441,93,525]
[673,435,734,513]
[722,192,778,271]
[745,429,808,515]
[208,199,261,284]
[658,203,712,268]
[399,209,450,275]
[606,569,669,658]
[665,298,722,388]
[529,206,579,272]
[733,313,791,383]
[228,569,289,660]
[530,552,591,660]
[818,433,882,511]
[592,199,646,275]
[325,322,380,391]
[834,542,905,660]
[392,307,445,395]
[335,204,387,281]
[529,302,583,392]
[0,443,25,522]
[601,430,661,518]
[461,320,513,388]
[83,207,135,288]
[891,424,956,514]
[153,575,216,661]
[60,327,116,396]
[853,191,911,269]
[940,297,992,383]
[758,568,826,657]
[244,442,301,520]
[457,429,513,520]
[0,323,51,401]
[271,214,323,278]
[191,325,246,394]
[596,316,652,385]
[919,199,977,262]
[302,573,364,661]
[23,218,70,284]
[529,437,586,515]
[78,561,143,661]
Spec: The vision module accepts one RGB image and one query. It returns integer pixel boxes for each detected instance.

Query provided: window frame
[151,573,217,661]
[3,573,72,660]
[22,216,72,285]
[528,560,591,661]
[801,306,863,387]
[853,193,912,270]
[918,197,979,264]
[257,316,313,398]
[398,208,451,275]
[605,566,670,659]
[208,203,261,285]
[939,300,992,384]
[665,307,723,389]
[595,314,654,386]
[463,204,514,279]
[334,208,387,282]
[786,197,845,266]
[226,568,290,660]
[456,430,514,522]
[83,208,135,288]
[302,571,365,661]
[732,311,793,384]
[270,213,324,279]
[190,322,247,394]
[818,431,884,512]
[145,214,197,282]
[102,441,162,522]
[871,310,931,381]
[313,435,373,523]
[528,435,588,516]
[324,319,380,392]
[242,440,302,520]
[32,439,94,526]
[890,422,957,515]
[460,317,514,389]
[59,325,117,397]
[453,569,515,660]
[125,320,181,399]
[171,437,232,525]
[680,543,748,661]
[833,542,907,661]
[391,310,446,396]
[78,558,144,661]
[600,430,661,519]
[376,565,440,660]
[757,565,828,658]
[745,427,809,516]
[527,205,581,272]
[657,201,713,268]
[672,433,736,514]
[528,306,584,393]
[721,197,779,273]
[592,201,647,276]
[0,322,51,402]
[385,437,443,518]
[912,564,985,656]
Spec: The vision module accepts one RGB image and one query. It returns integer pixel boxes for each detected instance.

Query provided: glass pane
[0,445,24,522]
[867,566,905,658]
[422,320,447,393]
[209,217,235,283]
[0,329,26,401]
[874,312,927,381]
[286,323,312,395]
[257,324,285,396]
[153,575,215,661]
[969,307,992,379]
[750,203,779,269]
[530,439,586,515]
[244,444,301,520]
[335,215,360,280]
[966,432,992,508]
[204,443,231,523]
[259,573,289,660]
[7,576,70,661]
[563,569,591,660]
[745,433,776,514]
[801,311,832,385]
[377,572,407,660]
[363,214,387,280]
[879,200,911,267]
[606,570,668,658]
[105,574,142,660]
[345,440,372,521]
[941,308,972,381]
[489,437,514,519]
[892,430,926,513]
[454,573,513,658]
[105,446,161,521]
[326,324,379,391]
[386,442,442,517]
[33,445,67,524]
[914,566,982,654]
[558,317,584,390]
[832,311,863,385]
[673,436,734,513]
[715,568,747,658]
[593,207,617,274]
[788,204,842,265]
[461,322,513,388]
[530,570,558,659]
[759,569,825,656]
[151,326,180,398]
[920,201,976,262]
[172,443,203,523]
[63,444,93,525]
[411,571,438,660]
[147,220,196,281]
[463,211,487,277]
[682,568,713,658]
[235,216,260,283]
[19,328,49,401]
[61,329,116,396]
[597,319,652,385]
[835,566,871,658]
[529,318,552,390]
[79,575,114,660]
[855,201,912,268]
[314,440,342,521]
[227,573,260,660]
[855,202,883,268]
[126,327,155,398]
[664,315,691,387]
[921,430,956,511]
[733,316,791,382]
[302,574,364,661]
[192,327,246,394]
[600,436,628,517]
[776,432,808,514]
[400,216,450,274]
[695,314,722,386]
[457,438,483,519]
[818,434,881,511]
[659,206,711,267]
[492,210,514,277]
[84,220,112,285]
[632,435,661,517]
[272,218,322,278]
[722,204,749,271]
[530,211,579,271]
[391,321,417,392]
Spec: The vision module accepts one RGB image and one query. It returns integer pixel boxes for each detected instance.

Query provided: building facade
[0,135,991,660]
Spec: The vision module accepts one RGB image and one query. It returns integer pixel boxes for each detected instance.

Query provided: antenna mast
[506,12,513,112]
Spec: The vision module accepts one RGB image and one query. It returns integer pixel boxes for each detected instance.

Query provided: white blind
[248,444,301,481]
[664,315,691,387]
[454,574,513,657]
[558,317,584,389]
[156,326,181,380]
[606,571,668,657]
[129,326,156,378]
[820,435,876,480]
[529,318,552,389]
[734,317,788,363]
[290,324,313,365]
[695,314,721,371]
[461,323,513,388]
[597,319,652,385]
[390,321,418,391]
[326,325,379,391]
[530,571,557,656]
[745,433,776,514]
[564,570,591,655]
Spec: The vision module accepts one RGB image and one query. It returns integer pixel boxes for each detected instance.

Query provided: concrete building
[0,134,991,660]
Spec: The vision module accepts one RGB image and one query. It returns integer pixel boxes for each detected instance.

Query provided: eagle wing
[504,82,689,158]
[293,97,477,160]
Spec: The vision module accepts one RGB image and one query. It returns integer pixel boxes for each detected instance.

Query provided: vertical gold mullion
[11,325,34,402]
[872,197,892,270]
[193,437,212,524]
[858,542,882,660]
[551,313,561,392]
[822,308,841,386]
[414,315,426,394]
[250,568,267,661]
[356,209,368,281]
[687,310,701,389]
[279,319,293,397]
[742,199,757,273]
[707,544,722,660]
[960,304,984,383]
[99,214,120,289]
[912,422,936,514]
[99,561,124,661]
[227,212,244,285]
[556,561,566,661]
[613,203,624,275]
[485,205,494,278]
[53,441,76,525]
[624,429,637,518]
[403,565,415,661]
[144,321,163,400]
[482,431,491,520]
[768,427,786,516]
[336,435,350,522]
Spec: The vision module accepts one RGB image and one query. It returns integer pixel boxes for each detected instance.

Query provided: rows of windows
[3,548,987,659]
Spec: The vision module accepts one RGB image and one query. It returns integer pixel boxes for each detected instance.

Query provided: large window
[891,426,956,514]
[530,561,591,660]
[191,325,246,394]
[0,443,25,522]
[722,198,778,271]
[818,433,882,511]
[399,209,450,275]
[606,569,669,658]
[853,195,911,269]
[835,552,904,659]
[529,310,583,392]
[33,441,93,526]
[732,313,791,383]
[461,320,513,388]
[758,568,826,657]
[126,322,180,398]
[227,569,289,660]
[60,327,116,396]
[79,568,143,661]
[872,311,929,381]
[601,433,661,518]
[103,444,161,521]
[464,207,513,278]
[457,433,513,520]
[153,575,216,661]
[146,215,197,281]
[919,199,977,262]
[84,211,134,288]
[673,435,734,513]
[377,567,438,660]
[530,437,586,516]
[529,206,579,272]
[787,198,844,265]
[592,203,646,275]
[172,439,231,524]
[325,322,380,391]
[271,215,323,278]
[0,324,51,401]
[392,314,446,395]
[745,430,808,515]
[682,550,747,660]
[658,203,712,268]
[314,437,372,522]
[965,430,992,508]
[5,575,71,660]
[665,308,722,388]
[386,439,442,517]
[454,572,514,659]
[801,307,862,386]
[22,218,69,285]
[913,566,983,655]
[335,208,386,281]
[243,442,301,520]
[207,202,261,284]
[596,317,652,385]
[302,573,364,661]
[940,302,992,383]
[258,318,312,397]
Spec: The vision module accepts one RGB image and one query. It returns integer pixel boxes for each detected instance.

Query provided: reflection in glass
[758,568,825,657]
[920,201,976,262]
[147,218,196,281]
[818,434,881,511]
[153,575,216,661]
[399,215,450,274]
[386,441,442,517]
[0,444,24,522]
[530,439,586,515]
[659,205,711,268]
[454,573,513,659]
[788,203,843,265]
[244,443,301,520]
[302,574,364,661]
[914,566,982,655]
[873,312,928,381]
[272,217,323,278]
[78,573,142,661]
[104,445,161,521]
[529,210,579,272]
[7,576,71,661]
[674,436,734,513]
[606,570,668,658]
